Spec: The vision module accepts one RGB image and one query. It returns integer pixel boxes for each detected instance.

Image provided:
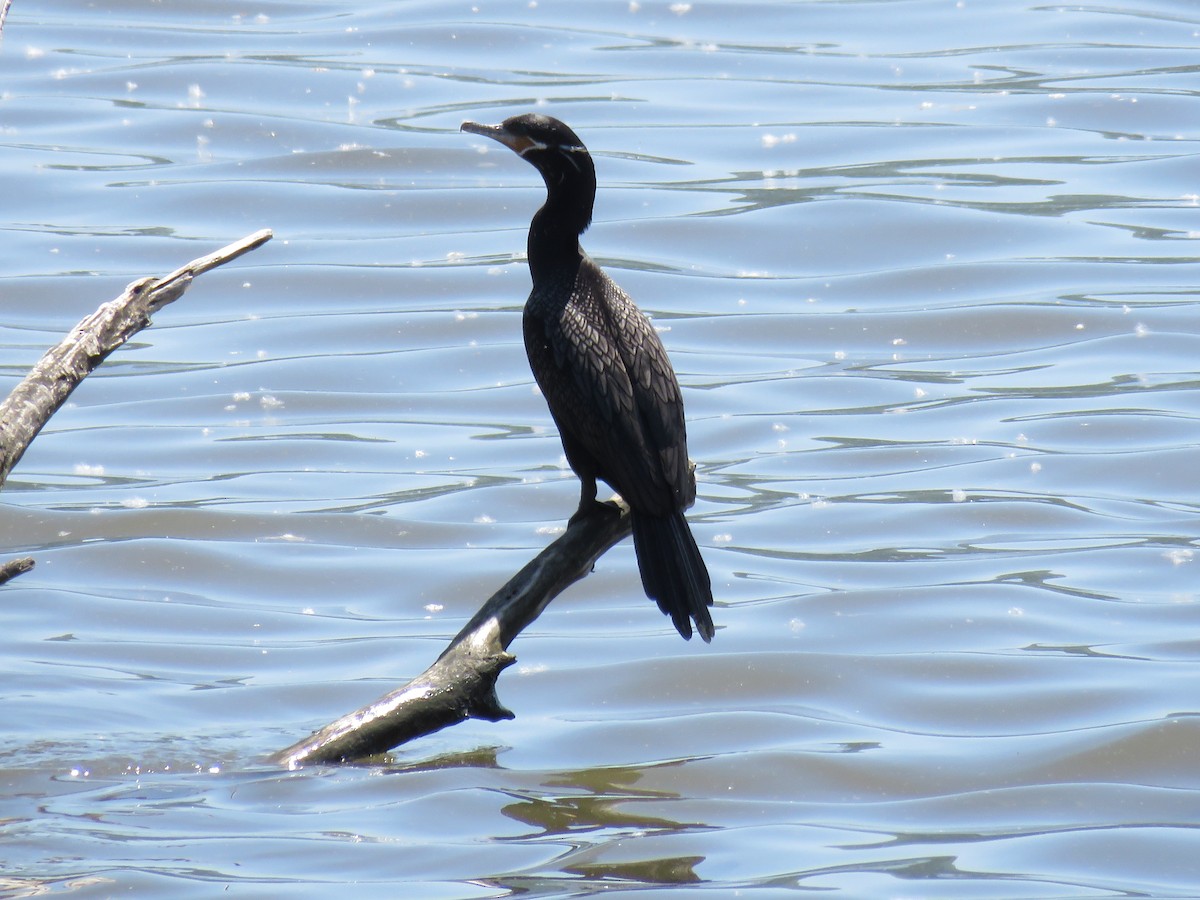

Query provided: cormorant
[461,113,714,641]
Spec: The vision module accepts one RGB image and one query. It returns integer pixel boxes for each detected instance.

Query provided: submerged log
[271,499,633,768]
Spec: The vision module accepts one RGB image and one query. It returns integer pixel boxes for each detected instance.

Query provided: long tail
[630,509,714,642]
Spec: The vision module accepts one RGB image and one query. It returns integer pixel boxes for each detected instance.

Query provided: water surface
[2,0,1199,896]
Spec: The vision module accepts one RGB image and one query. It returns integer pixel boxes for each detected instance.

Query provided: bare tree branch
[271,499,633,768]
[0,556,34,585]
[0,229,272,489]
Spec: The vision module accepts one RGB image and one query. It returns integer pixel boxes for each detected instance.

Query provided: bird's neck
[527,178,593,285]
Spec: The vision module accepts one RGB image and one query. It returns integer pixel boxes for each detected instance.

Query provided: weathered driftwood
[271,499,633,768]
[0,555,34,585]
[0,229,272,488]
[0,229,273,583]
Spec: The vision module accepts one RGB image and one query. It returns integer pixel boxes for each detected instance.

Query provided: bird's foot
[568,496,616,527]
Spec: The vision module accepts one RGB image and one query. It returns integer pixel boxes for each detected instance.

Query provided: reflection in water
[562,855,704,886]
[494,765,707,891]
[501,761,697,838]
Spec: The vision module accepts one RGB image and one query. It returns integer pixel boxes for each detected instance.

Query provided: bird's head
[462,113,595,194]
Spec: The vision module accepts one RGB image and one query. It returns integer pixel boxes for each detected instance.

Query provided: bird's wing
[529,260,692,514]
[599,274,694,506]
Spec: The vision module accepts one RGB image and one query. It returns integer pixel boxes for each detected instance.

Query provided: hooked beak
[461,120,539,155]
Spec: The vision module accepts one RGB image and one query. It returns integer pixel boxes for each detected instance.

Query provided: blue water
[2,0,1199,896]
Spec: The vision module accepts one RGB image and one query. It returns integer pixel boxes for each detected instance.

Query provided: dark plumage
[461,113,714,641]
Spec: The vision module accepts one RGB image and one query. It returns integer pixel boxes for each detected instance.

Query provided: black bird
[461,113,714,641]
